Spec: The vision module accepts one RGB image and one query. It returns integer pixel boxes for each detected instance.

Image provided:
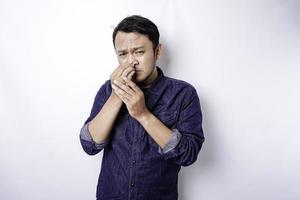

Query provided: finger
[113,80,135,96]
[127,70,135,80]
[119,63,132,69]
[112,84,128,101]
[113,86,130,105]
[123,77,142,93]
[111,66,129,81]
[115,64,130,75]
[112,82,132,99]
[121,67,135,78]
[112,88,128,103]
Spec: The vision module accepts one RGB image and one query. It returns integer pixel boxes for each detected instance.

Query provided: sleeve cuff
[80,122,109,150]
[158,129,182,154]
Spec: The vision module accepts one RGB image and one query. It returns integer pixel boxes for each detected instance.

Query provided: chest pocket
[113,114,129,140]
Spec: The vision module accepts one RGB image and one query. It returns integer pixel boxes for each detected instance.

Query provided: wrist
[109,93,123,106]
[136,109,152,125]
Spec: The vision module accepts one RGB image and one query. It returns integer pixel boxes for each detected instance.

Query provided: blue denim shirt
[79,66,205,200]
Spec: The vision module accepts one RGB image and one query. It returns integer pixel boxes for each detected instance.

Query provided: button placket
[128,120,140,199]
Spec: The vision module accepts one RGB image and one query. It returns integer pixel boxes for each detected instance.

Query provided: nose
[128,54,138,66]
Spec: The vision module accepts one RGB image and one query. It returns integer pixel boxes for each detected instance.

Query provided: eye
[136,51,144,55]
[118,52,126,57]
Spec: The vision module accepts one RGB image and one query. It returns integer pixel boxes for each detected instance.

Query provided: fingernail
[114,80,118,84]
[123,76,127,80]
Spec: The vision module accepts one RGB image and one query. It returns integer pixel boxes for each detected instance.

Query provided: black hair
[112,15,160,50]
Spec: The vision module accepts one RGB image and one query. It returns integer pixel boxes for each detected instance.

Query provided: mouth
[133,69,142,74]
[132,71,141,80]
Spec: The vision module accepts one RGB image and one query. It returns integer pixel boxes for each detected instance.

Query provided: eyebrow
[117,46,144,53]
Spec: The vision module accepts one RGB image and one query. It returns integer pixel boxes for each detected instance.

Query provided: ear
[155,43,163,60]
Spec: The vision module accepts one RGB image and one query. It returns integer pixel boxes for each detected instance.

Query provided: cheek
[117,57,126,64]
[140,54,155,66]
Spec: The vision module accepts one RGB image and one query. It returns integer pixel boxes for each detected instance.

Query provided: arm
[136,112,182,154]
[112,77,205,166]
[89,66,135,143]
[79,83,122,155]
[137,87,204,166]
[88,94,123,143]
[158,87,205,166]
[80,66,135,155]
[137,111,173,149]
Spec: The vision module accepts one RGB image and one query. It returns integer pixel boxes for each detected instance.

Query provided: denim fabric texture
[79,66,205,200]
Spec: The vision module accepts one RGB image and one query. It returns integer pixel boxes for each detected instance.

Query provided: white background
[1,0,300,199]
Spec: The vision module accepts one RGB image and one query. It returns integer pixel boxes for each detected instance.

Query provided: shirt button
[132,160,136,165]
[131,183,135,187]
[134,138,138,143]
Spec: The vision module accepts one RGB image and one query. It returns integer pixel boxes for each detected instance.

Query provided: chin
[132,74,144,83]
[133,78,143,83]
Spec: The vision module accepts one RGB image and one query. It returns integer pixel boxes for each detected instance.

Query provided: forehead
[114,31,153,50]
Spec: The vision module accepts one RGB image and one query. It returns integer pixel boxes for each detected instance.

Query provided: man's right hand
[87,65,135,144]
[110,64,135,100]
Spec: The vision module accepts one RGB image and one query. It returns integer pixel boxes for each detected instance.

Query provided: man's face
[114,31,159,84]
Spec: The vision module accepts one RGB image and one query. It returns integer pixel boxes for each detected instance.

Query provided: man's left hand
[112,77,149,120]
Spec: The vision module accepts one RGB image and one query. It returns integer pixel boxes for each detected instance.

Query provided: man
[79,15,205,200]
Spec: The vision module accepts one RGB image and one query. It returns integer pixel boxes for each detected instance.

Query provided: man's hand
[112,76,173,149]
[111,76,150,120]
[110,64,135,101]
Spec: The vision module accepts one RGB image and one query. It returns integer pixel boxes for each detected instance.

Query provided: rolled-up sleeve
[79,80,111,155]
[79,122,109,155]
[161,87,205,166]
[158,129,182,154]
